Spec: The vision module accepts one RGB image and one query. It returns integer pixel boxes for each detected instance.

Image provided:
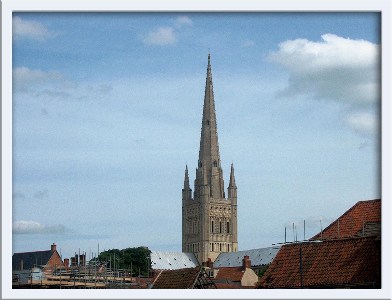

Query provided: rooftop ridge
[13,249,52,255]
[311,199,381,240]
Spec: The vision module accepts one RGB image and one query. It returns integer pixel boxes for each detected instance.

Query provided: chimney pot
[51,243,57,252]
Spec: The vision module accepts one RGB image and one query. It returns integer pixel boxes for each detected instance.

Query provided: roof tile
[215,267,244,282]
[259,236,381,288]
[152,267,201,289]
[311,199,381,240]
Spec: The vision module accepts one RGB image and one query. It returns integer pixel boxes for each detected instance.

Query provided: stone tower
[182,54,238,264]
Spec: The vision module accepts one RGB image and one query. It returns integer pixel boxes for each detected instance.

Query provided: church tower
[182,54,238,264]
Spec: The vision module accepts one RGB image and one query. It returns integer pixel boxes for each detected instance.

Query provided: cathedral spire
[198,53,220,170]
[182,53,238,264]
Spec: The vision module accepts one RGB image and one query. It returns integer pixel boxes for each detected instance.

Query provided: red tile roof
[152,267,201,289]
[214,283,255,289]
[215,282,241,289]
[311,199,381,240]
[151,267,216,289]
[215,267,244,282]
[258,236,381,288]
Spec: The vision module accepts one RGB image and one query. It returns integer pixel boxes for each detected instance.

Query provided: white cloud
[13,221,66,234]
[13,67,115,105]
[13,16,57,41]
[346,112,378,135]
[174,16,193,28]
[269,33,380,135]
[13,66,67,92]
[270,34,378,74]
[143,27,177,46]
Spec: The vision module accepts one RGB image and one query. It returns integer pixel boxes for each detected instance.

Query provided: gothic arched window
[213,160,217,167]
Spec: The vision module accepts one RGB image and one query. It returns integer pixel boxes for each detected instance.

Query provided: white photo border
[2,0,391,299]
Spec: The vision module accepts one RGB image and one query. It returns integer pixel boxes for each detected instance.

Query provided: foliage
[257,264,270,278]
[90,246,151,277]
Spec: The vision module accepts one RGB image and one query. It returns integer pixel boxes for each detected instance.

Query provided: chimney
[242,255,251,270]
[202,258,213,268]
[51,243,57,252]
[71,256,76,267]
[64,258,69,268]
[80,254,86,266]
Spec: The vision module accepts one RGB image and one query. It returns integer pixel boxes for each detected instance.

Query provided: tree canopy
[90,246,151,277]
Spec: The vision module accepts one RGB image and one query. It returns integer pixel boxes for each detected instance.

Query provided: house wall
[44,251,64,271]
[241,268,258,287]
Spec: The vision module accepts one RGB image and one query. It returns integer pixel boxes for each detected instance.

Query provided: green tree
[90,246,151,277]
[257,264,270,278]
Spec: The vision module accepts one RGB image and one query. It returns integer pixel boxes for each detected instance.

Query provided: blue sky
[12,12,380,260]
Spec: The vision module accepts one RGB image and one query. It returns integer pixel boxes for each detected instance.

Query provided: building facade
[182,54,238,264]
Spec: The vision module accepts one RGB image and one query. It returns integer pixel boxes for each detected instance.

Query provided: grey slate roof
[213,246,281,268]
[12,250,53,271]
[150,251,199,270]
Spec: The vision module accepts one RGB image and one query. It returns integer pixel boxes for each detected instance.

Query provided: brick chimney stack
[207,258,213,268]
[203,258,213,268]
[242,255,251,270]
[51,243,57,252]
[64,258,69,268]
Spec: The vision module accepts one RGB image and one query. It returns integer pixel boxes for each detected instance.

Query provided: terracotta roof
[216,283,253,289]
[215,267,244,282]
[258,236,381,288]
[151,267,216,289]
[311,199,381,240]
[215,283,240,289]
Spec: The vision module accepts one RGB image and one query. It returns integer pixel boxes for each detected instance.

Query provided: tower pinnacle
[182,164,192,201]
[184,165,190,189]
[229,163,236,188]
